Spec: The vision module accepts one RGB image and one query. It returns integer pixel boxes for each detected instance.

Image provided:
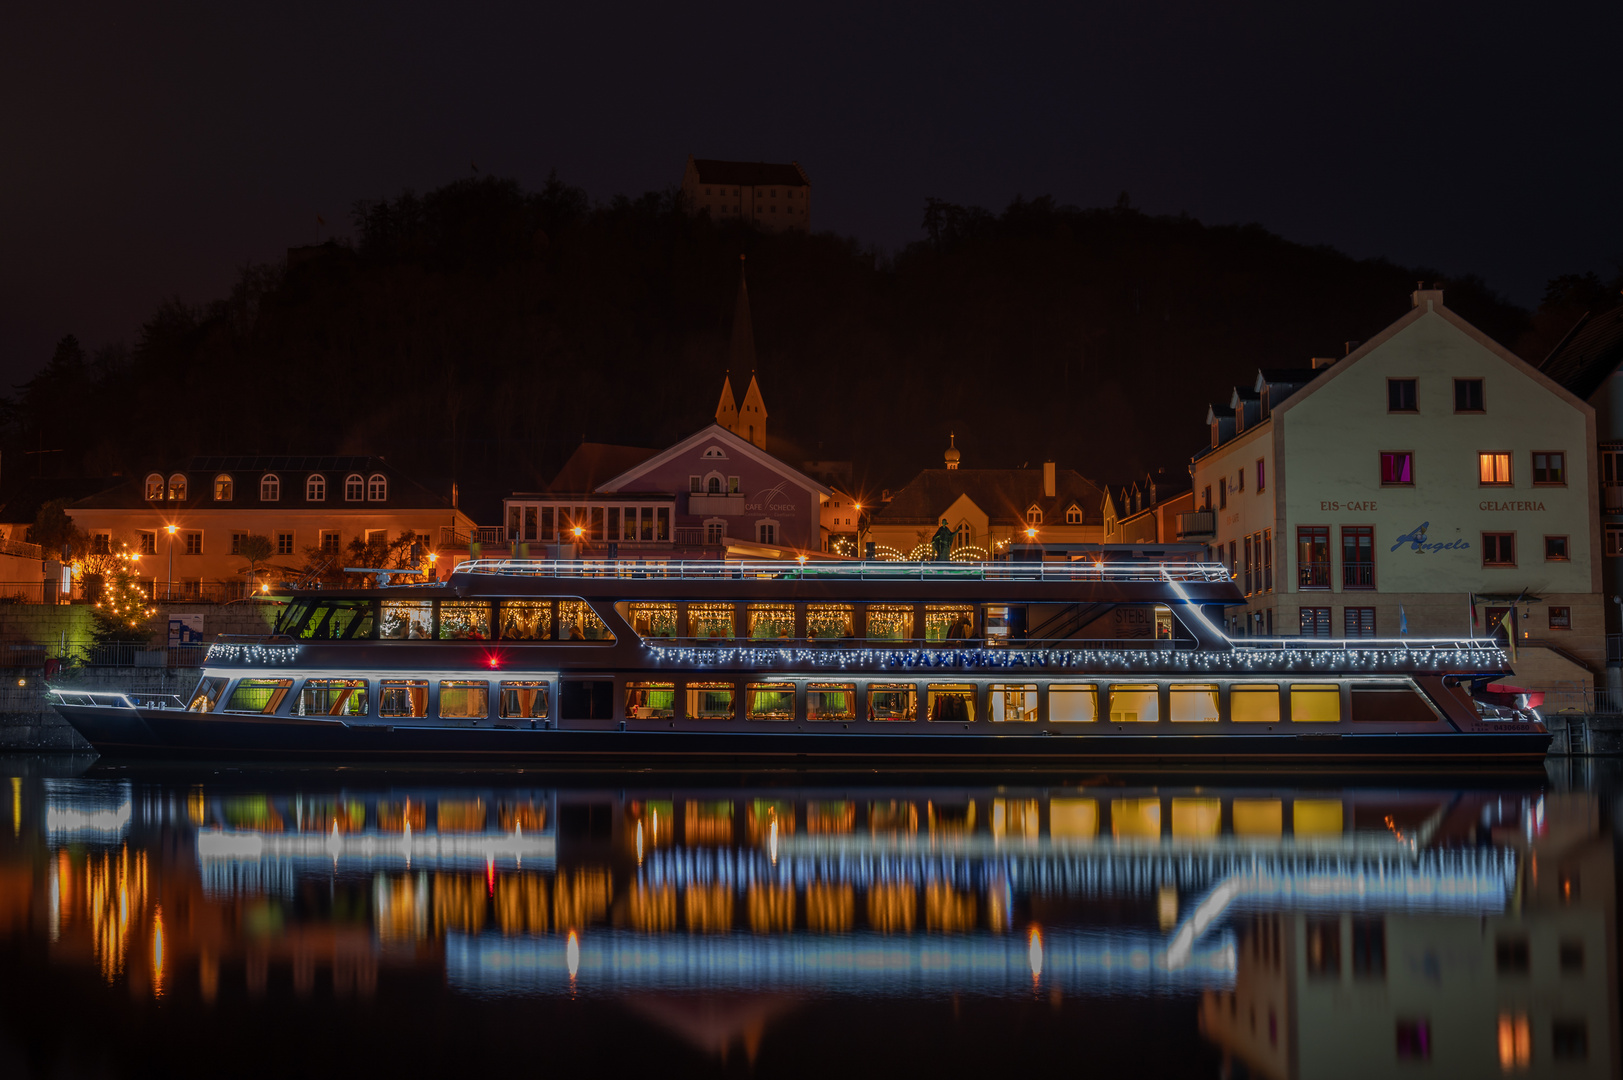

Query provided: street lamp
[165,524,178,598]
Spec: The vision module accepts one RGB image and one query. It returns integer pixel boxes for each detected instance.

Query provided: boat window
[807,802,854,834]
[628,603,677,638]
[1170,683,1220,722]
[1049,684,1098,722]
[927,683,975,722]
[806,683,855,721]
[688,602,734,640]
[925,605,975,641]
[296,600,375,640]
[626,681,676,720]
[747,604,794,640]
[439,799,486,832]
[806,604,854,639]
[379,679,429,718]
[439,680,489,719]
[1050,799,1098,840]
[275,599,312,635]
[296,679,369,716]
[1231,684,1280,723]
[747,682,795,721]
[1109,684,1160,723]
[558,600,613,641]
[188,676,228,713]
[686,681,735,720]
[223,678,293,714]
[499,681,550,720]
[380,600,434,639]
[1291,684,1341,722]
[1172,798,1221,841]
[867,604,913,641]
[868,683,917,721]
[1112,798,1161,840]
[989,684,1037,722]
[1351,685,1439,723]
[498,600,553,640]
[992,798,1039,842]
[438,601,492,640]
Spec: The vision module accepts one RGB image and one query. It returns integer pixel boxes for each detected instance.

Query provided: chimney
[1411,288,1444,310]
[1042,461,1056,498]
[1310,357,1337,370]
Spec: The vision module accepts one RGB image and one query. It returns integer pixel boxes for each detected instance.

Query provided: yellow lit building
[681,156,810,232]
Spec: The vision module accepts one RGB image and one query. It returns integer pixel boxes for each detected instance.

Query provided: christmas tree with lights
[85,543,157,647]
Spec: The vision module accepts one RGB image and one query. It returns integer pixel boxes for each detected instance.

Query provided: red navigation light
[483,649,502,669]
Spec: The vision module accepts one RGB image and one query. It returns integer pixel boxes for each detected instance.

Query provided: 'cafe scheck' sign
[1391,522,1469,554]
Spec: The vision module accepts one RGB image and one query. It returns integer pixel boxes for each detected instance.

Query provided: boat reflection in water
[2,761,1617,1076]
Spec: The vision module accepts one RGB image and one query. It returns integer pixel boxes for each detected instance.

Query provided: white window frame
[144,473,164,501]
[306,474,326,501]
[168,473,187,500]
[344,474,364,501]
[1026,505,1043,525]
[213,474,234,501]
[260,474,280,501]
[367,473,387,501]
[756,519,780,545]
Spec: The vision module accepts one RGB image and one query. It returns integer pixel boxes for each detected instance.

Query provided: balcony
[688,493,747,516]
[1175,511,1215,540]
[1342,561,1375,589]
[1299,561,1331,590]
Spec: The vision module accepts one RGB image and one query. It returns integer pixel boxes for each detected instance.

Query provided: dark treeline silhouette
[4,174,1614,516]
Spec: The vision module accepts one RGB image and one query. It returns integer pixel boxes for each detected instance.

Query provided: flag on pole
[1399,605,1408,635]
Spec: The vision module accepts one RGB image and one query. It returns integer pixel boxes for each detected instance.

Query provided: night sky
[4,1,1620,385]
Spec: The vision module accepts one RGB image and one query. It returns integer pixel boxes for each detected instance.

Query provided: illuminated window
[558,600,612,640]
[379,679,428,718]
[1291,684,1340,722]
[1109,684,1159,723]
[1380,451,1413,484]
[223,678,293,714]
[437,601,491,639]
[367,473,387,501]
[306,474,325,501]
[926,684,975,722]
[924,604,974,641]
[1049,683,1098,722]
[1545,535,1569,561]
[989,684,1037,722]
[296,679,368,717]
[688,602,734,639]
[868,683,916,721]
[144,473,163,500]
[748,603,794,640]
[1232,798,1282,837]
[866,604,913,641]
[628,602,677,638]
[213,473,233,501]
[498,601,552,640]
[806,683,855,721]
[626,681,676,719]
[747,683,795,721]
[260,474,280,501]
[806,604,854,639]
[1049,798,1098,840]
[686,682,735,720]
[1171,798,1220,840]
[1294,799,1343,836]
[1111,798,1160,840]
[499,681,550,720]
[1478,451,1512,485]
[168,473,187,500]
[1497,1013,1531,1069]
[380,600,433,639]
[1170,684,1219,722]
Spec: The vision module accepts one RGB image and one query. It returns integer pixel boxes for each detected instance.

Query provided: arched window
[260,474,280,501]
[344,474,364,501]
[1065,504,1083,525]
[707,476,722,494]
[213,474,233,501]
[144,473,164,501]
[167,474,187,500]
[1026,505,1043,526]
[367,473,387,501]
[955,522,972,548]
[306,474,326,501]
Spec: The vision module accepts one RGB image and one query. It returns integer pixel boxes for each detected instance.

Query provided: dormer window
[367,473,387,501]
[344,474,364,501]
[144,473,164,501]
[702,446,727,460]
[1026,505,1043,526]
[213,474,233,501]
[306,474,326,501]
[1066,504,1083,525]
[168,474,187,501]
[260,474,280,501]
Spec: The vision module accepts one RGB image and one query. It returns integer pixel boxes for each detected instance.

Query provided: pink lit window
[1380,452,1413,485]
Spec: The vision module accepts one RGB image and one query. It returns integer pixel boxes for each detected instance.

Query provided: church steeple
[715,372,738,431]
[717,254,767,449]
[739,372,767,450]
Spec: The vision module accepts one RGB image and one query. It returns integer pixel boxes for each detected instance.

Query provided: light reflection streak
[195,828,554,869]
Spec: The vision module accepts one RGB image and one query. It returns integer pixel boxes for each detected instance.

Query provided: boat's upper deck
[451,557,1236,584]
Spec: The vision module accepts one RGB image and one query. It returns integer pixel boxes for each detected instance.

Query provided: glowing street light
[165,524,179,597]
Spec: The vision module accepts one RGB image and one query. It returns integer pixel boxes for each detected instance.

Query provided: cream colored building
[1186,290,1603,689]
[681,156,810,232]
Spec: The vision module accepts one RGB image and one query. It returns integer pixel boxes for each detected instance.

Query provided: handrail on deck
[1231,636,1503,652]
[451,558,1235,584]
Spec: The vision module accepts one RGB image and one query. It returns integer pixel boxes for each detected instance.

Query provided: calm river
[1,758,1617,1078]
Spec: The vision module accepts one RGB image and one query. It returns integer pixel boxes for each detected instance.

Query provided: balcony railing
[1342,561,1375,589]
[1299,562,1331,590]
[1175,511,1215,540]
[455,558,1237,583]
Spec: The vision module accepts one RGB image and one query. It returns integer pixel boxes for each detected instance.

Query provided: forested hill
[8,173,1582,516]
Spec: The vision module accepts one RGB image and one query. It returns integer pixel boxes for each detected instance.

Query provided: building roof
[1539,300,1623,402]
[69,456,456,513]
[596,424,832,499]
[1256,367,1320,387]
[689,159,809,188]
[872,468,1106,526]
[546,443,660,493]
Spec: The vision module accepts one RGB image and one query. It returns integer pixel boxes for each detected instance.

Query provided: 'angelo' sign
[1390,522,1469,554]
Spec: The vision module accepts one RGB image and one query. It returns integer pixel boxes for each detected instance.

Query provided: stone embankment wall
[1544,714,1623,756]
[0,601,275,750]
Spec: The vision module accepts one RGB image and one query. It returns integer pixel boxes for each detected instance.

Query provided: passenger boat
[47,558,1550,762]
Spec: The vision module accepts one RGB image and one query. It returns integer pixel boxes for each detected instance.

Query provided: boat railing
[213,634,299,646]
[1231,636,1502,652]
[452,558,1235,583]
[47,688,188,710]
[648,636,1197,650]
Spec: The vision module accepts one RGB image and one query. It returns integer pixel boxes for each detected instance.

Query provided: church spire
[715,371,738,432]
[729,253,756,373]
